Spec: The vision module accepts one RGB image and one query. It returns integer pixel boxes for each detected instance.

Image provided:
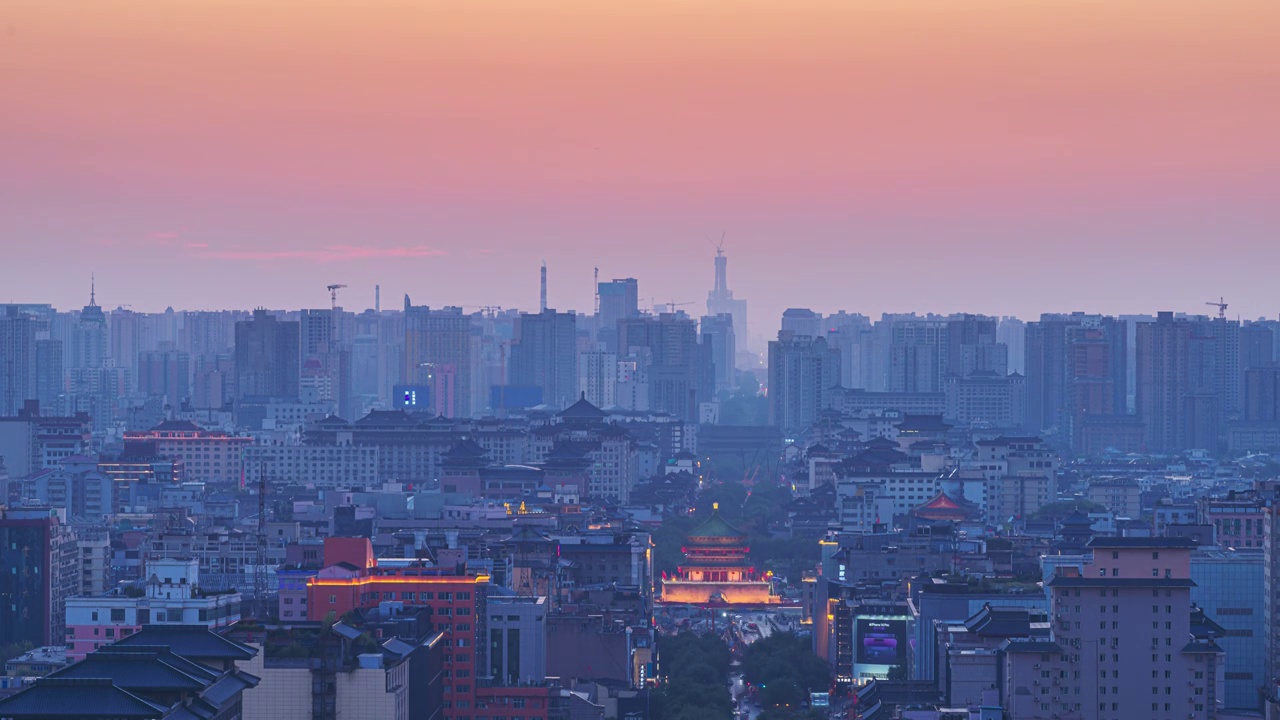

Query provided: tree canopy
[651,633,734,720]
[741,632,830,708]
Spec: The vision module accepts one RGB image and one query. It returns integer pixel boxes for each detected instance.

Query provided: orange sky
[2,0,1278,331]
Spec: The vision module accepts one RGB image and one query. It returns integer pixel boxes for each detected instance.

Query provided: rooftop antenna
[90,273,97,306]
[540,261,548,313]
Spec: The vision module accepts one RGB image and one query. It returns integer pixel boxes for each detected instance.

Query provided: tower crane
[1205,297,1227,320]
[650,298,695,313]
[326,284,347,313]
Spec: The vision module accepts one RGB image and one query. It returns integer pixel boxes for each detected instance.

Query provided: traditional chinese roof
[0,678,169,719]
[910,491,979,521]
[559,394,607,420]
[110,625,256,662]
[686,504,746,544]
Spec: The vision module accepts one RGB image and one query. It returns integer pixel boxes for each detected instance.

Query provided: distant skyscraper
[598,278,640,327]
[137,349,191,405]
[1136,312,1219,453]
[403,297,473,417]
[578,349,618,408]
[34,338,64,415]
[233,308,300,402]
[510,309,578,409]
[617,312,705,421]
[706,247,749,352]
[997,317,1026,375]
[0,307,36,416]
[1243,365,1280,422]
[887,317,947,392]
[1025,313,1128,444]
[768,331,840,436]
[597,277,640,355]
[780,308,821,339]
[700,313,736,395]
[69,281,107,371]
[299,308,335,356]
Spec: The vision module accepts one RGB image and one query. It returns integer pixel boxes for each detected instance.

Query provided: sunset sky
[2,0,1278,339]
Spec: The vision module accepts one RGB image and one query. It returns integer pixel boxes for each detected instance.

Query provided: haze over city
[4,3,1280,720]
[4,0,1280,322]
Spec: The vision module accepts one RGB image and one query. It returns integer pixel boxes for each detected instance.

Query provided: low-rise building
[65,558,242,661]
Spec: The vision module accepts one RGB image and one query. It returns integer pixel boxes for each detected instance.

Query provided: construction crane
[650,299,694,314]
[326,283,347,312]
[1205,297,1228,320]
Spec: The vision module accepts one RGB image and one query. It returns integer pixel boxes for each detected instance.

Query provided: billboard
[855,617,907,668]
[393,384,430,410]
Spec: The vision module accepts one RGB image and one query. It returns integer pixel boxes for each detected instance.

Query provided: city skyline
[4,0,1279,323]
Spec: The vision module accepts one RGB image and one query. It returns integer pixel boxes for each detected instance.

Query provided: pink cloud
[193,244,447,263]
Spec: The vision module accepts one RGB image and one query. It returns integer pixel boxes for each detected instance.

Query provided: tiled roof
[0,678,169,719]
[109,626,256,661]
[686,507,746,542]
[558,395,607,419]
[52,652,210,693]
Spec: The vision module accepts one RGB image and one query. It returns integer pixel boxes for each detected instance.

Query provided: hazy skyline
[3,0,1279,327]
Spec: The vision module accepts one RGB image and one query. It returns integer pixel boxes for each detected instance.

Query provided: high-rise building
[137,349,190,404]
[767,331,840,436]
[1025,313,1128,448]
[234,309,300,402]
[1136,312,1225,453]
[0,507,78,647]
[706,247,748,352]
[887,317,948,392]
[577,350,617,409]
[0,307,36,415]
[1243,365,1280,422]
[598,278,639,328]
[510,310,578,410]
[780,308,822,339]
[998,317,1026,375]
[403,298,473,418]
[617,313,704,421]
[700,313,736,395]
[69,283,108,371]
[946,314,1007,377]
[34,338,64,416]
[299,308,334,356]
[824,313,872,390]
